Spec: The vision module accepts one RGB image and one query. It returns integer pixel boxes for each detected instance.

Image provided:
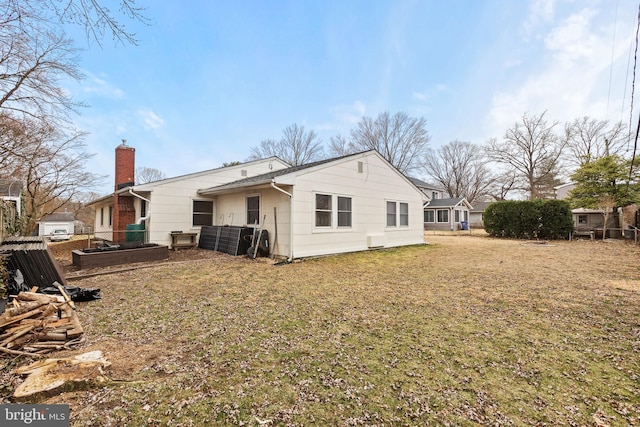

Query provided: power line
[627,1,640,182]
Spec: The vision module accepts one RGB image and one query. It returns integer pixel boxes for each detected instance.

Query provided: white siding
[215,188,292,258]
[289,153,424,258]
[211,152,425,259]
[89,159,289,247]
[144,160,288,247]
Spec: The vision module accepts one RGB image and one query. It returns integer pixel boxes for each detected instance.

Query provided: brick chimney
[113,141,136,242]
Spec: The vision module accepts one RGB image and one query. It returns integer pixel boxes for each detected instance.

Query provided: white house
[87,143,290,247]
[198,150,427,259]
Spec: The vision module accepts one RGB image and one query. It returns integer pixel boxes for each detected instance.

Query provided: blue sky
[65,0,639,195]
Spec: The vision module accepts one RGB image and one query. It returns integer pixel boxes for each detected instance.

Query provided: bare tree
[486,111,566,199]
[564,117,627,168]
[422,140,495,203]
[0,117,104,234]
[42,0,148,46]
[343,111,430,175]
[487,170,517,201]
[248,124,324,166]
[135,167,166,184]
[0,14,84,125]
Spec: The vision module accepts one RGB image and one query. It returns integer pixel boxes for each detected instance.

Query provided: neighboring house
[408,178,448,202]
[0,179,23,239]
[87,143,291,247]
[554,182,576,200]
[423,197,473,231]
[554,181,623,237]
[38,212,76,237]
[408,178,474,230]
[469,201,493,229]
[198,150,427,259]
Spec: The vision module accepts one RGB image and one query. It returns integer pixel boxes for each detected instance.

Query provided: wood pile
[0,290,84,357]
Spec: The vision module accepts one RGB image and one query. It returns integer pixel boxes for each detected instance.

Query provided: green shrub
[484,200,573,239]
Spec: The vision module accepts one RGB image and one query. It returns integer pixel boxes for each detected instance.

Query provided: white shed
[38,212,75,237]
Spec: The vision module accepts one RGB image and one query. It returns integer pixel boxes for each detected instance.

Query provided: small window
[108,206,113,226]
[386,201,397,227]
[399,202,409,226]
[193,200,214,226]
[358,161,363,173]
[247,195,260,225]
[315,194,332,227]
[100,207,104,226]
[432,191,438,200]
[424,210,434,223]
[578,215,588,225]
[337,196,352,227]
[437,209,449,223]
[455,210,460,223]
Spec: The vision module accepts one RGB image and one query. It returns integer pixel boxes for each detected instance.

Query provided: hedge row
[483,200,574,239]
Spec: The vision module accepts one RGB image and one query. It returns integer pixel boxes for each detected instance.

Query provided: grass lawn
[2,234,639,426]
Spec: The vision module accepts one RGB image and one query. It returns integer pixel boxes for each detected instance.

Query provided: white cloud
[522,0,557,38]
[488,5,631,138]
[138,110,165,130]
[412,91,428,101]
[81,72,125,99]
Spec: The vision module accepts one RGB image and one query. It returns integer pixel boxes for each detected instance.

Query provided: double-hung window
[387,201,409,227]
[247,195,260,225]
[424,210,435,223]
[315,193,352,228]
[337,196,352,227]
[437,209,449,223]
[193,200,213,226]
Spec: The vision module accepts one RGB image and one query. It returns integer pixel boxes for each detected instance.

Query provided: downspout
[271,180,294,261]
[128,189,151,224]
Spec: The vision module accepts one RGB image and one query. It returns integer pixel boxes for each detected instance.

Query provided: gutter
[270,180,294,261]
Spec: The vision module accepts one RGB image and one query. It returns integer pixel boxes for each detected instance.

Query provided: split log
[16,292,62,303]
[5,300,49,317]
[0,324,36,346]
[13,351,110,398]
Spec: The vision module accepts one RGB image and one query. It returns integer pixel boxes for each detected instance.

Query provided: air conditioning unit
[367,234,386,248]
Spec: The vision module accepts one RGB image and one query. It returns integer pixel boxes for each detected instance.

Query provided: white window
[315,193,352,229]
[315,194,332,227]
[424,210,435,223]
[247,195,260,225]
[387,201,409,227]
[386,201,397,227]
[337,196,352,227]
[193,200,213,226]
[399,202,409,226]
[437,209,449,223]
[455,210,460,222]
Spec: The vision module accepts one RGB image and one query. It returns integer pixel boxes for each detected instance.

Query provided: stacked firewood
[0,289,84,357]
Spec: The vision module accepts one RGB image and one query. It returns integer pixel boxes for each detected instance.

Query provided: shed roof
[470,201,493,213]
[40,212,75,222]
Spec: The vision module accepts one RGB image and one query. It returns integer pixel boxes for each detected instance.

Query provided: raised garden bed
[72,243,169,269]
